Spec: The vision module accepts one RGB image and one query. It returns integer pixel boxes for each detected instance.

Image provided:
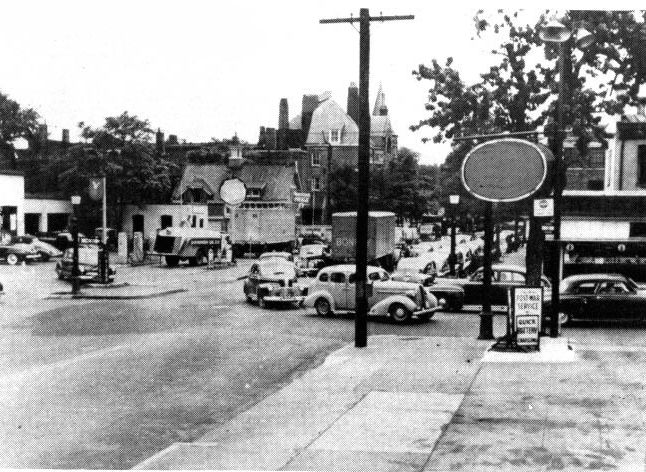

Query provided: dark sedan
[549,273,646,325]
[434,264,551,307]
[390,271,465,311]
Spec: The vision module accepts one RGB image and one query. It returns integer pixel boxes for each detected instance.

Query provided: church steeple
[373,83,388,116]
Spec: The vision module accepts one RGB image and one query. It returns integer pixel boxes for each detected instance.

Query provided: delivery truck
[330,211,398,271]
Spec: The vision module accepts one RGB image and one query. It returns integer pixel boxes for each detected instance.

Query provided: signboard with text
[512,286,542,348]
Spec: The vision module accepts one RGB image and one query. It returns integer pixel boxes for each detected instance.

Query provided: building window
[587,180,604,191]
[329,129,340,144]
[247,188,262,199]
[311,150,321,167]
[638,145,646,185]
[630,222,646,237]
[160,215,173,229]
[311,177,320,191]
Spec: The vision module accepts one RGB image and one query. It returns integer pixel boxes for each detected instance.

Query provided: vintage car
[243,258,304,308]
[390,270,465,311]
[296,243,330,277]
[434,264,551,307]
[303,264,442,323]
[55,243,115,282]
[258,251,294,262]
[546,273,646,326]
[11,234,62,261]
[0,242,41,265]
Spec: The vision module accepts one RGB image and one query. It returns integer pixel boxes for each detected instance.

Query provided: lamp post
[70,195,81,295]
[539,18,593,337]
[448,194,460,276]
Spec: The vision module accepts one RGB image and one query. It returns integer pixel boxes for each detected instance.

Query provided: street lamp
[448,194,460,277]
[540,18,594,338]
[70,195,81,295]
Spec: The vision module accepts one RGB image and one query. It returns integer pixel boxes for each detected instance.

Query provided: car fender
[303,290,336,311]
[370,295,417,317]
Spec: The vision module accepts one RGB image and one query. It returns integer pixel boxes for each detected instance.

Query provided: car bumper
[264,294,305,304]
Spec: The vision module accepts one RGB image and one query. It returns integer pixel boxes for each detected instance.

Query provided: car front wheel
[389,303,411,324]
[559,311,571,327]
[6,254,19,265]
[314,298,332,316]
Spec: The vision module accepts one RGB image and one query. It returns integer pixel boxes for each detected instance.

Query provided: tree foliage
[48,112,177,230]
[328,148,433,223]
[412,10,646,283]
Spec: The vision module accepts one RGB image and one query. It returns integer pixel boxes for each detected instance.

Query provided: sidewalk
[134,334,646,471]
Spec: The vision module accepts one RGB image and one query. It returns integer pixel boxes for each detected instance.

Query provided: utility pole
[321,9,413,348]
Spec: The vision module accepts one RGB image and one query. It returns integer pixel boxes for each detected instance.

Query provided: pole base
[478,311,495,340]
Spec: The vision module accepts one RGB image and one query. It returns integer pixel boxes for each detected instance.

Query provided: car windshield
[626,277,640,291]
[259,260,295,277]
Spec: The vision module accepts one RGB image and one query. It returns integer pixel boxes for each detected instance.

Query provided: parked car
[547,273,646,326]
[0,243,40,265]
[11,234,62,261]
[243,258,304,308]
[434,264,551,307]
[55,243,115,282]
[303,264,442,323]
[390,270,465,311]
[52,231,87,251]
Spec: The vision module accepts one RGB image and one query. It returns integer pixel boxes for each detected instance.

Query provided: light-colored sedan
[303,264,442,323]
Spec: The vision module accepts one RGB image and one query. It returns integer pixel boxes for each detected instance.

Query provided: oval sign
[461,138,551,202]
[219,177,247,206]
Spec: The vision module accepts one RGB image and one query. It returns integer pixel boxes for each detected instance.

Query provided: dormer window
[247,188,262,199]
[246,183,265,200]
[329,129,340,144]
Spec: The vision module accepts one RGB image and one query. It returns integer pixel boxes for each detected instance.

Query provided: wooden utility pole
[321,9,414,348]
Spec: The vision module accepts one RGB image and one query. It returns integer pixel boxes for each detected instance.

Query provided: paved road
[0,257,644,469]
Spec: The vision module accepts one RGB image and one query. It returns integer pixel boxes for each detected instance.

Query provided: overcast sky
[0,1,635,164]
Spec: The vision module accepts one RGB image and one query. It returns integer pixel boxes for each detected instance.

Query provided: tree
[0,91,40,168]
[50,112,177,232]
[412,9,646,284]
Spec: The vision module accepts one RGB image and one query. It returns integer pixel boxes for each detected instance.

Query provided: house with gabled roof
[166,146,299,252]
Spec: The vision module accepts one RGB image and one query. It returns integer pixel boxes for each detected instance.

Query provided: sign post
[219,177,247,263]
[512,286,542,350]
[461,138,553,345]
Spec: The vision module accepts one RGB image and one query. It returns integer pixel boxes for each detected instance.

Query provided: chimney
[278,98,289,130]
[156,128,165,154]
[347,82,359,123]
[61,129,70,147]
[301,94,319,138]
[39,124,48,142]
[228,144,244,169]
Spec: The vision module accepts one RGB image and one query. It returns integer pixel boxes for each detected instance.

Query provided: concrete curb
[44,288,187,300]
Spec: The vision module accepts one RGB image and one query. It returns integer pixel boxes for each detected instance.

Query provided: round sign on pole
[219,177,247,206]
[461,138,553,202]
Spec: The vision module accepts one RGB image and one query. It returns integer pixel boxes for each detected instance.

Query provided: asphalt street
[0,256,645,469]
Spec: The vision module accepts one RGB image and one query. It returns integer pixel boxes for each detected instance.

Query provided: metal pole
[355,7,370,348]
[550,42,567,338]
[479,201,494,339]
[102,176,107,245]
[71,210,80,295]
[449,210,456,276]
